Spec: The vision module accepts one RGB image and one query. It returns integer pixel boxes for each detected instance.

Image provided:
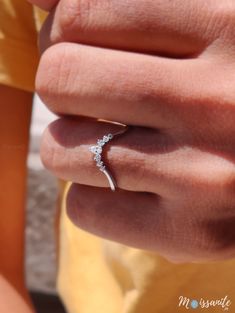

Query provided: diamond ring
[89,125,129,191]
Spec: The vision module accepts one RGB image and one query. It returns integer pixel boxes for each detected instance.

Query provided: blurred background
[26,96,66,312]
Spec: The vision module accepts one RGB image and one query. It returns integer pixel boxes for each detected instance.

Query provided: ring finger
[40,117,234,199]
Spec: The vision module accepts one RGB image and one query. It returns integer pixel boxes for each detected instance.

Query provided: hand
[32,0,235,262]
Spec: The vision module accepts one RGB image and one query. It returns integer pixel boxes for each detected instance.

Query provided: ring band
[89,125,129,191]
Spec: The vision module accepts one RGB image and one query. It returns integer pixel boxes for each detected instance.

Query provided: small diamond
[90,145,102,154]
[103,135,109,142]
[97,139,105,146]
[97,161,104,167]
[107,134,113,139]
[94,154,101,162]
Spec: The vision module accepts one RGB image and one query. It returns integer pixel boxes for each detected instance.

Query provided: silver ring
[89,126,129,191]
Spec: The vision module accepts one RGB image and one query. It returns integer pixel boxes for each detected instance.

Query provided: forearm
[0,85,33,299]
[0,275,34,313]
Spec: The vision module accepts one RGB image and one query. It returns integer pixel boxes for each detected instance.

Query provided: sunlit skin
[0,85,34,312]
[29,0,235,262]
[0,276,34,313]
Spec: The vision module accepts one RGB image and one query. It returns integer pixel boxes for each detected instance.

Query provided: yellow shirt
[1,2,235,313]
[0,1,40,92]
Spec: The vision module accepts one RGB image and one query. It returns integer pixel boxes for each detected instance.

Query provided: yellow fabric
[0,1,43,92]
[1,2,235,313]
[58,184,235,313]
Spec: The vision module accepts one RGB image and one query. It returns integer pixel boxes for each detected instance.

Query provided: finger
[36,42,205,130]
[66,184,167,253]
[67,184,235,262]
[36,42,235,137]
[40,117,170,195]
[27,0,59,11]
[39,0,228,57]
[66,183,204,262]
[40,118,234,198]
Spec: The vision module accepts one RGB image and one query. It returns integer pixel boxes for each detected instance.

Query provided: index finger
[27,0,59,11]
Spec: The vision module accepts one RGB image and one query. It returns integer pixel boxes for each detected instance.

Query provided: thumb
[27,0,59,11]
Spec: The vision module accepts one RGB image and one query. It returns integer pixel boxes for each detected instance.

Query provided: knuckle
[215,3,235,26]
[184,66,235,131]
[58,0,98,38]
[179,219,235,261]
[40,120,67,173]
[40,127,58,171]
[36,43,73,113]
[207,3,235,41]
[201,217,235,259]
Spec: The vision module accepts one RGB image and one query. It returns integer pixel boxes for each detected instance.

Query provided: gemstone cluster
[89,133,113,172]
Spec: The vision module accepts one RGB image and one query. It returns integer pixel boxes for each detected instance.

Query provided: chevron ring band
[89,125,129,191]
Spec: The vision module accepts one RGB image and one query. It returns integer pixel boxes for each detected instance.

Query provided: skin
[0,276,33,313]
[30,0,235,262]
[0,85,34,312]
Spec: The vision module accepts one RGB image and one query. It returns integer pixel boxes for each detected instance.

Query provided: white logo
[178,295,231,310]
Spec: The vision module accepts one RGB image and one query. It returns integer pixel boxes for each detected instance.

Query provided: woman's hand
[32,0,235,262]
